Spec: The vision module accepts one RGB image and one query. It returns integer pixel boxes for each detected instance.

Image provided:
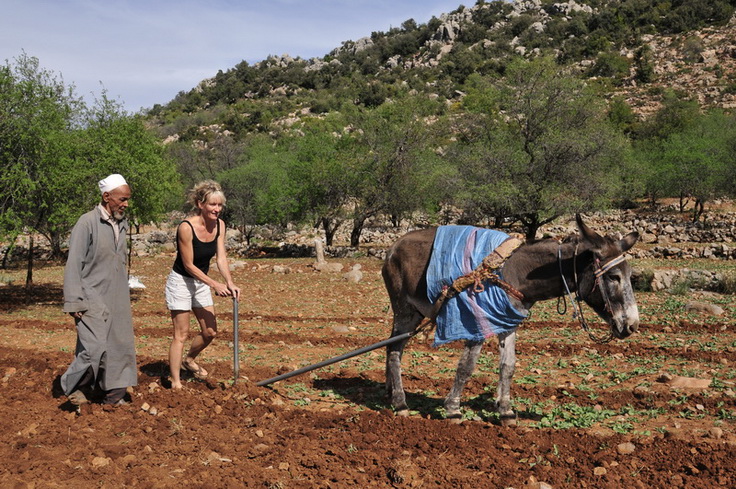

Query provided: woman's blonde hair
[188,180,226,215]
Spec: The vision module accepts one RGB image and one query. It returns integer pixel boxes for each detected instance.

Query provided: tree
[646,110,736,221]
[285,117,354,246]
[342,96,449,247]
[0,54,85,285]
[219,134,301,241]
[0,54,179,285]
[633,90,700,141]
[453,57,629,240]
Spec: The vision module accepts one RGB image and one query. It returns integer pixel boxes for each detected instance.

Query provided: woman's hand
[212,282,231,297]
[228,285,241,300]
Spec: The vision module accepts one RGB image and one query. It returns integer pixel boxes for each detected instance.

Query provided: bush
[717,272,736,294]
[632,267,654,292]
[682,36,705,63]
[588,52,631,83]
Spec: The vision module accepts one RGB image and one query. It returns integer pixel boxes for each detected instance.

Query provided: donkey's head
[575,215,640,339]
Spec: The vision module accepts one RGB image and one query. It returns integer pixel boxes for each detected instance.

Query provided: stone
[667,376,711,389]
[685,301,724,316]
[617,442,636,455]
[343,264,363,283]
[91,456,111,468]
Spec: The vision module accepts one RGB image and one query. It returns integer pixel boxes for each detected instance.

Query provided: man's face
[103,185,131,220]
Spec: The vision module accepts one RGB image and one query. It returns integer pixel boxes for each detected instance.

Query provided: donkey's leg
[386,308,424,415]
[495,330,517,427]
[444,340,484,419]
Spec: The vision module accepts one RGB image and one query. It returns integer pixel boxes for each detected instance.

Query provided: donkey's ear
[619,231,640,253]
[576,214,606,248]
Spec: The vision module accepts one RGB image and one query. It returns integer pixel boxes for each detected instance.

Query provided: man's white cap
[98,174,128,193]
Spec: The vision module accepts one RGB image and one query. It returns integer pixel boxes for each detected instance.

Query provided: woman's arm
[215,219,240,299]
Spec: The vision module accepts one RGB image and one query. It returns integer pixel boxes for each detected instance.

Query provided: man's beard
[113,209,126,220]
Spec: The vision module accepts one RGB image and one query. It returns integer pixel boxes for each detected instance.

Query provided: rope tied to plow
[415,236,525,337]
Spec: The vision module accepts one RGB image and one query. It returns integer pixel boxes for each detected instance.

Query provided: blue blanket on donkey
[427,225,527,346]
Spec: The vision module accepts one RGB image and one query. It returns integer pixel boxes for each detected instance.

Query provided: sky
[2,0,465,114]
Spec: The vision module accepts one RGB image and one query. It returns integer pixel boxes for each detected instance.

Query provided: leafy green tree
[84,97,181,230]
[0,54,179,284]
[607,96,638,135]
[342,96,450,246]
[642,110,736,220]
[0,54,82,237]
[219,134,301,241]
[587,51,631,85]
[633,90,700,141]
[633,45,656,84]
[284,118,354,246]
[454,57,629,240]
[0,54,85,284]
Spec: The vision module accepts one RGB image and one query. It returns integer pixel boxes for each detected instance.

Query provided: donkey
[381,215,640,425]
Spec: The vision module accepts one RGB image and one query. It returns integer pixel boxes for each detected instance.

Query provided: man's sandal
[68,390,89,406]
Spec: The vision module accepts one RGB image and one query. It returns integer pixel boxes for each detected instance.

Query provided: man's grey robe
[60,206,137,394]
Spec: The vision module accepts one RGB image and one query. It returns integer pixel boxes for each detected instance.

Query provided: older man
[61,174,137,406]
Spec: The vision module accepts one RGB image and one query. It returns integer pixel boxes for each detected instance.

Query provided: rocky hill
[615,17,736,118]
[151,0,736,131]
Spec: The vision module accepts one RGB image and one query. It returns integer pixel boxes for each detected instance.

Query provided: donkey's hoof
[445,409,462,420]
[500,415,518,427]
[395,409,410,417]
[447,416,463,425]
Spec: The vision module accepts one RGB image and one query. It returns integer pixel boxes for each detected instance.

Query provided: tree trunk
[520,214,541,242]
[49,232,64,259]
[692,199,705,222]
[319,217,341,247]
[2,241,16,269]
[350,218,365,248]
[25,234,34,289]
[525,224,540,242]
[241,226,254,246]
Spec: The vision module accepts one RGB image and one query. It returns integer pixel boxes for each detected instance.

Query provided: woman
[165,180,240,389]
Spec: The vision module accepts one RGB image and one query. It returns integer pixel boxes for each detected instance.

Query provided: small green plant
[669,276,694,296]
[610,420,634,434]
[517,374,541,385]
[536,403,616,429]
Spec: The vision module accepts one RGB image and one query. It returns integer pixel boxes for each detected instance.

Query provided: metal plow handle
[233,297,239,383]
[256,330,416,387]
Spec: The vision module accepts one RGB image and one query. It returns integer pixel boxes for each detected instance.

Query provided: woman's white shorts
[165,270,213,311]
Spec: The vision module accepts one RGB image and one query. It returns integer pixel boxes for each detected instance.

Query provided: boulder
[685,301,725,316]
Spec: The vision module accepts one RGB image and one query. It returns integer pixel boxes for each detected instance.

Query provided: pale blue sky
[1,0,465,113]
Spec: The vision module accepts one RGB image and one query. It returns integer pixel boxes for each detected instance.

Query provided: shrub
[717,272,736,294]
[588,52,631,83]
[632,267,654,292]
[682,36,705,63]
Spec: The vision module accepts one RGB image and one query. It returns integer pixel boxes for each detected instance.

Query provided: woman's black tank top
[172,219,220,277]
